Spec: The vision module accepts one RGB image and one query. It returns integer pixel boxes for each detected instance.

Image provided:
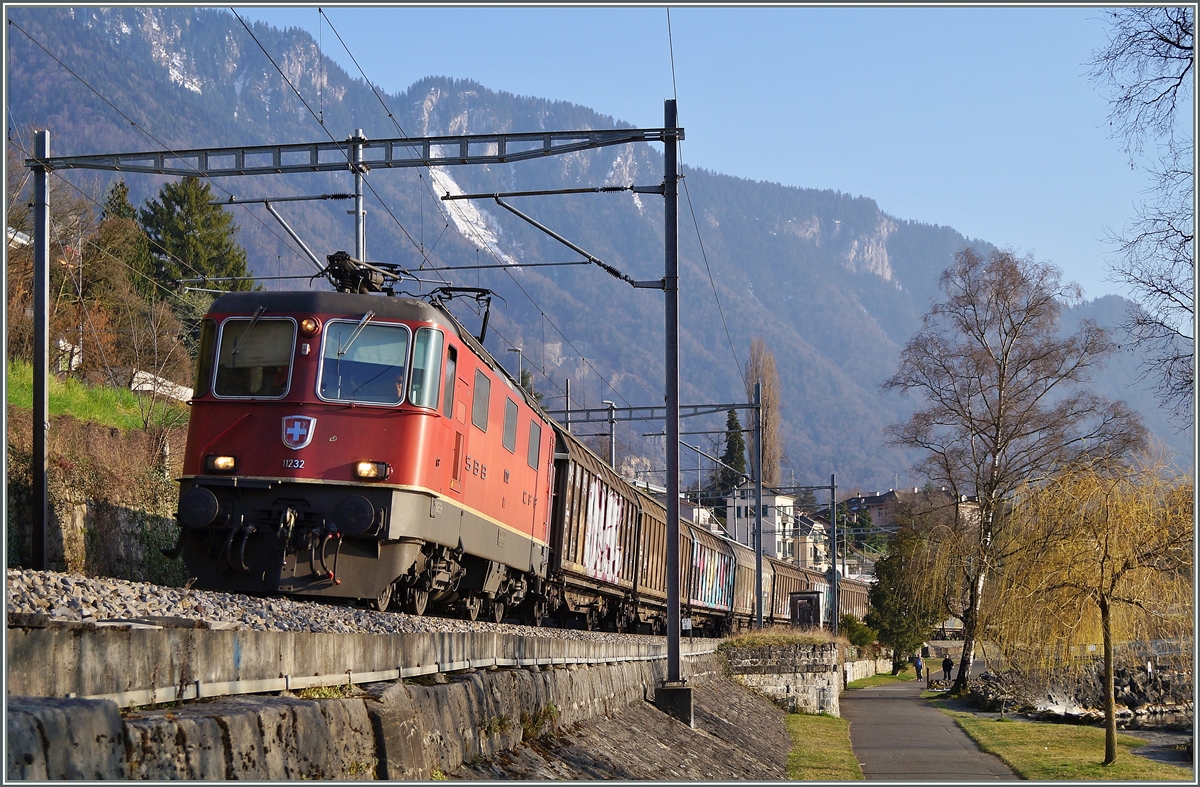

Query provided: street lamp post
[602,400,616,468]
[507,347,523,387]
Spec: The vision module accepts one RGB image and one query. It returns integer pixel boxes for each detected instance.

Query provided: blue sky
[240,6,1168,302]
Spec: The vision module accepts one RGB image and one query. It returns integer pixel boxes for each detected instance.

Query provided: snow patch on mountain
[605,148,644,215]
[429,164,519,267]
[140,10,203,94]
[843,217,896,281]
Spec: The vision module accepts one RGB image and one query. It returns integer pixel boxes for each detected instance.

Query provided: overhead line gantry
[26,115,699,723]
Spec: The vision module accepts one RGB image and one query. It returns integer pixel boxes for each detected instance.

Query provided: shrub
[840,614,878,648]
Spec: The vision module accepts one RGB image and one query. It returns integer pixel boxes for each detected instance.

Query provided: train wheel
[584,608,597,631]
[403,587,428,616]
[461,595,481,621]
[524,601,545,627]
[488,600,506,624]
[372,582,394,612]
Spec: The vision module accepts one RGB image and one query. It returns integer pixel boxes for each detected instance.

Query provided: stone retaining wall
[7,652,722,780]
[722,643,841,715]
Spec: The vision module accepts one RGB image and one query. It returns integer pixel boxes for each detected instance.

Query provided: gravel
[5,568,658,644]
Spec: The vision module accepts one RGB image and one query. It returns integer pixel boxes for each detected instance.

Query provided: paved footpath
[841,679,1019,781]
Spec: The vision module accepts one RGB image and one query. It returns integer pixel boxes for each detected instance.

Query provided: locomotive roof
[208,289,546,413]
[208,291,460,335]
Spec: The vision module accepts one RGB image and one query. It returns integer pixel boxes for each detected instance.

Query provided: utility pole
[602,400,616,468]
[754,381,763,629]
[830,473,839,636]
[564,379,572,433]
[32,129,49,571]
[654,98,692,727]
[351,129,367,261]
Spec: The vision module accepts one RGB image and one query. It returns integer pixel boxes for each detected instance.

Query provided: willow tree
[884,248,1147,694]
[988,459,1192,765]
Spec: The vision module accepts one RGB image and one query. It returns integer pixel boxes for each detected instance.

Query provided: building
[839,488,980,534]
[724,483,830,569]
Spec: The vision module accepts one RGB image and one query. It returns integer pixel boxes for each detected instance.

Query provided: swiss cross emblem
[282,416,316,450]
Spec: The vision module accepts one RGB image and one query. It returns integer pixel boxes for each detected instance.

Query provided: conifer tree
[138,176,251,291]
[709,409,747,520]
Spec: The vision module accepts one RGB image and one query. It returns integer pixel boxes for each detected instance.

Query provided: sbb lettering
[463,455,486,479]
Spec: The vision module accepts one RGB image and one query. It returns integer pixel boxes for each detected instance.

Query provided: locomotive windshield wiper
[337,310,376,359]
[229,306,266,361]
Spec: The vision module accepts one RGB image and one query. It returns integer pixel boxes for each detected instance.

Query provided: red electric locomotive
[175,265,556,623]
[173,252,873,633]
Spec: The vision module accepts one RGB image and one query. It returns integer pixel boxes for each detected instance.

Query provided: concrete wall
[7,623,715,707]
[8,652,723,780]
[844,656,892,685]
[722,643,841,715]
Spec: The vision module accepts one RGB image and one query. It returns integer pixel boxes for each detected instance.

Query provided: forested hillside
[7,7,1186,488]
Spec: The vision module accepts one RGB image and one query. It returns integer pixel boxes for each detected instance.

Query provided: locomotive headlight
[354,460,391,480]
[299,316,321,336]
[205,454,237,473]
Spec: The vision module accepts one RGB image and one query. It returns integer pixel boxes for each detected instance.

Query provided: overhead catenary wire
[664,9,745,392]
[230,9,437,274]
[312,8,633,410]
[21,9,638,415]
[7,18,312,280]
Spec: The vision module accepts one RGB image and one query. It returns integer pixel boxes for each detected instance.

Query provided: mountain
[6,7,1190,488]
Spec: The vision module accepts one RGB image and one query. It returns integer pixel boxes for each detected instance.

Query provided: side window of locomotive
[442,346,457,418]
[527,420,542,470]
[409,327,444,409]
[213,317,295,398]
[471,369,491,431]
[502,398,518,453]
[319,321,410,404]
[193,318,217,396]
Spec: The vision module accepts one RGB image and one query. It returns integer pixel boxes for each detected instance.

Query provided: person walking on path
[942,656,954,681]
[914,654,924,680]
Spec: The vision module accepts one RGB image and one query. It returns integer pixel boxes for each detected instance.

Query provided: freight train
[170,253,869,634]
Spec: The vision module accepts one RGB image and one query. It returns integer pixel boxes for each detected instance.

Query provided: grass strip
[846,667,916,690]
[7,358,188,431]
[785,712,863,780]
[940,707,1192,781]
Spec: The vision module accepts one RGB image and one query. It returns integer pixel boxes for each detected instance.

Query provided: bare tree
[988,458,1192,764]
[884,248,1147,694]
[743,336,782,486]
[1090,7,1194,418]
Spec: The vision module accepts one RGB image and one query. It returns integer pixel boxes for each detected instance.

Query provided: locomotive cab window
[502,398,518,453]
[213,317,295,398]
[318,319,410,405]
[409,327,444,409]
[194,319,217,396]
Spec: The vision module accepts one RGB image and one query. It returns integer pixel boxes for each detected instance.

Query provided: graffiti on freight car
[691,543,733,609]
[582,478,624,583]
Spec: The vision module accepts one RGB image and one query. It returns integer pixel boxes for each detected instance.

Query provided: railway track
[5,568,657,642]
